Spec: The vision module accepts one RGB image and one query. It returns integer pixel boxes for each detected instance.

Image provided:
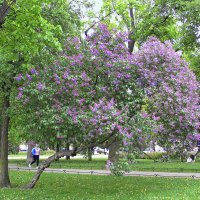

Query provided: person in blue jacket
[29,144,41,168]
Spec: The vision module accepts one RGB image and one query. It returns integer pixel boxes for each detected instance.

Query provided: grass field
[1,171,200,200]
[9,156,200,173]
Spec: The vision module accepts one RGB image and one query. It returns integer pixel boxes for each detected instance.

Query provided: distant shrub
[109,161,130,176]
[40,150,55,155]
[127,153,136,164]
[142,152,165,160]
[8,144,19,155]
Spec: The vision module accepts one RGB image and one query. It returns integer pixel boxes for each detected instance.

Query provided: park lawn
[9,150,56,157]
[9,157,107,170]
[0,171,200,200]
[9,157,200,173]
[129,159,200,172]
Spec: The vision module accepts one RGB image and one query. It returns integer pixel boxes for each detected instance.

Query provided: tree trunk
[0,0,17,188]
[27,141,34,165]
[0,95,11,188]
[108,137,120,163]
[0,0,16,27]
[65,143,70,160]
[128,6,135,54]
[23,150,78,189]
[87,147,92,161]
[55,141,60,161]
[128,33,135,54]
[22,131,116,189]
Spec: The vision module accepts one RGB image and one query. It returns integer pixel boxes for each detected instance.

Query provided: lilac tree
[16,24,148,188]
[17,24,139,139]
[132,37,200,158]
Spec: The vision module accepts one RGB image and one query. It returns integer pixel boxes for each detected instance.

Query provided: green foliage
[101,0,180,45]
[0,0,83,147]
[8,128,21,155]
[184,49,200,80]
[109,161,130,176]
[0,0,62,63]
[142,152,165,160]
[41,0,82,39]
[177,0,200,52]
[0,0,82,89]
[40,150,55,156]
[127,153,136,163]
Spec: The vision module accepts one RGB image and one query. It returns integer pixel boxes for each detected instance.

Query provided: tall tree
[99,0,179,53]
[101,0,200,75]
[0,0,81,188]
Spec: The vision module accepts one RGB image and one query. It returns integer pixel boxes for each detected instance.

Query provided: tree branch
[85,12,113,36]
[23,130,118,189]
[128,4,135,54]
[0,0,16,27]
[22,148,83,189]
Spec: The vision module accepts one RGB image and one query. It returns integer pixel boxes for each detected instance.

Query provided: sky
[93,0,102,12]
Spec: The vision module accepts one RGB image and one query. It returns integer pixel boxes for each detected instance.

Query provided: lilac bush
[16,24,145,147]
[132,37,200,151]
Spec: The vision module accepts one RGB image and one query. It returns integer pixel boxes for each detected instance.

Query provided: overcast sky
[93,0,102,12]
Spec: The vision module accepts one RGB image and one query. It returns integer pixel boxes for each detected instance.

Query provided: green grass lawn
[9,150,55,157]
[9,157,107,169]
[130,159,200,173]
[1,171,200,200]
[9,157,200,173]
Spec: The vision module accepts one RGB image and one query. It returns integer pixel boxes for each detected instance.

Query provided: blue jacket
[31,148,36,155]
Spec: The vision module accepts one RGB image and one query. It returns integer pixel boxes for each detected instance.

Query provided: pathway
[8,165,200,179]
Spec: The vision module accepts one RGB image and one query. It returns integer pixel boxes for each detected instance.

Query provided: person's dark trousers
[31,155,39,166]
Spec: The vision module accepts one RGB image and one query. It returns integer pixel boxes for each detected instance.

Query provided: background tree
[99,0,180,53]
[99,0,200,77]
